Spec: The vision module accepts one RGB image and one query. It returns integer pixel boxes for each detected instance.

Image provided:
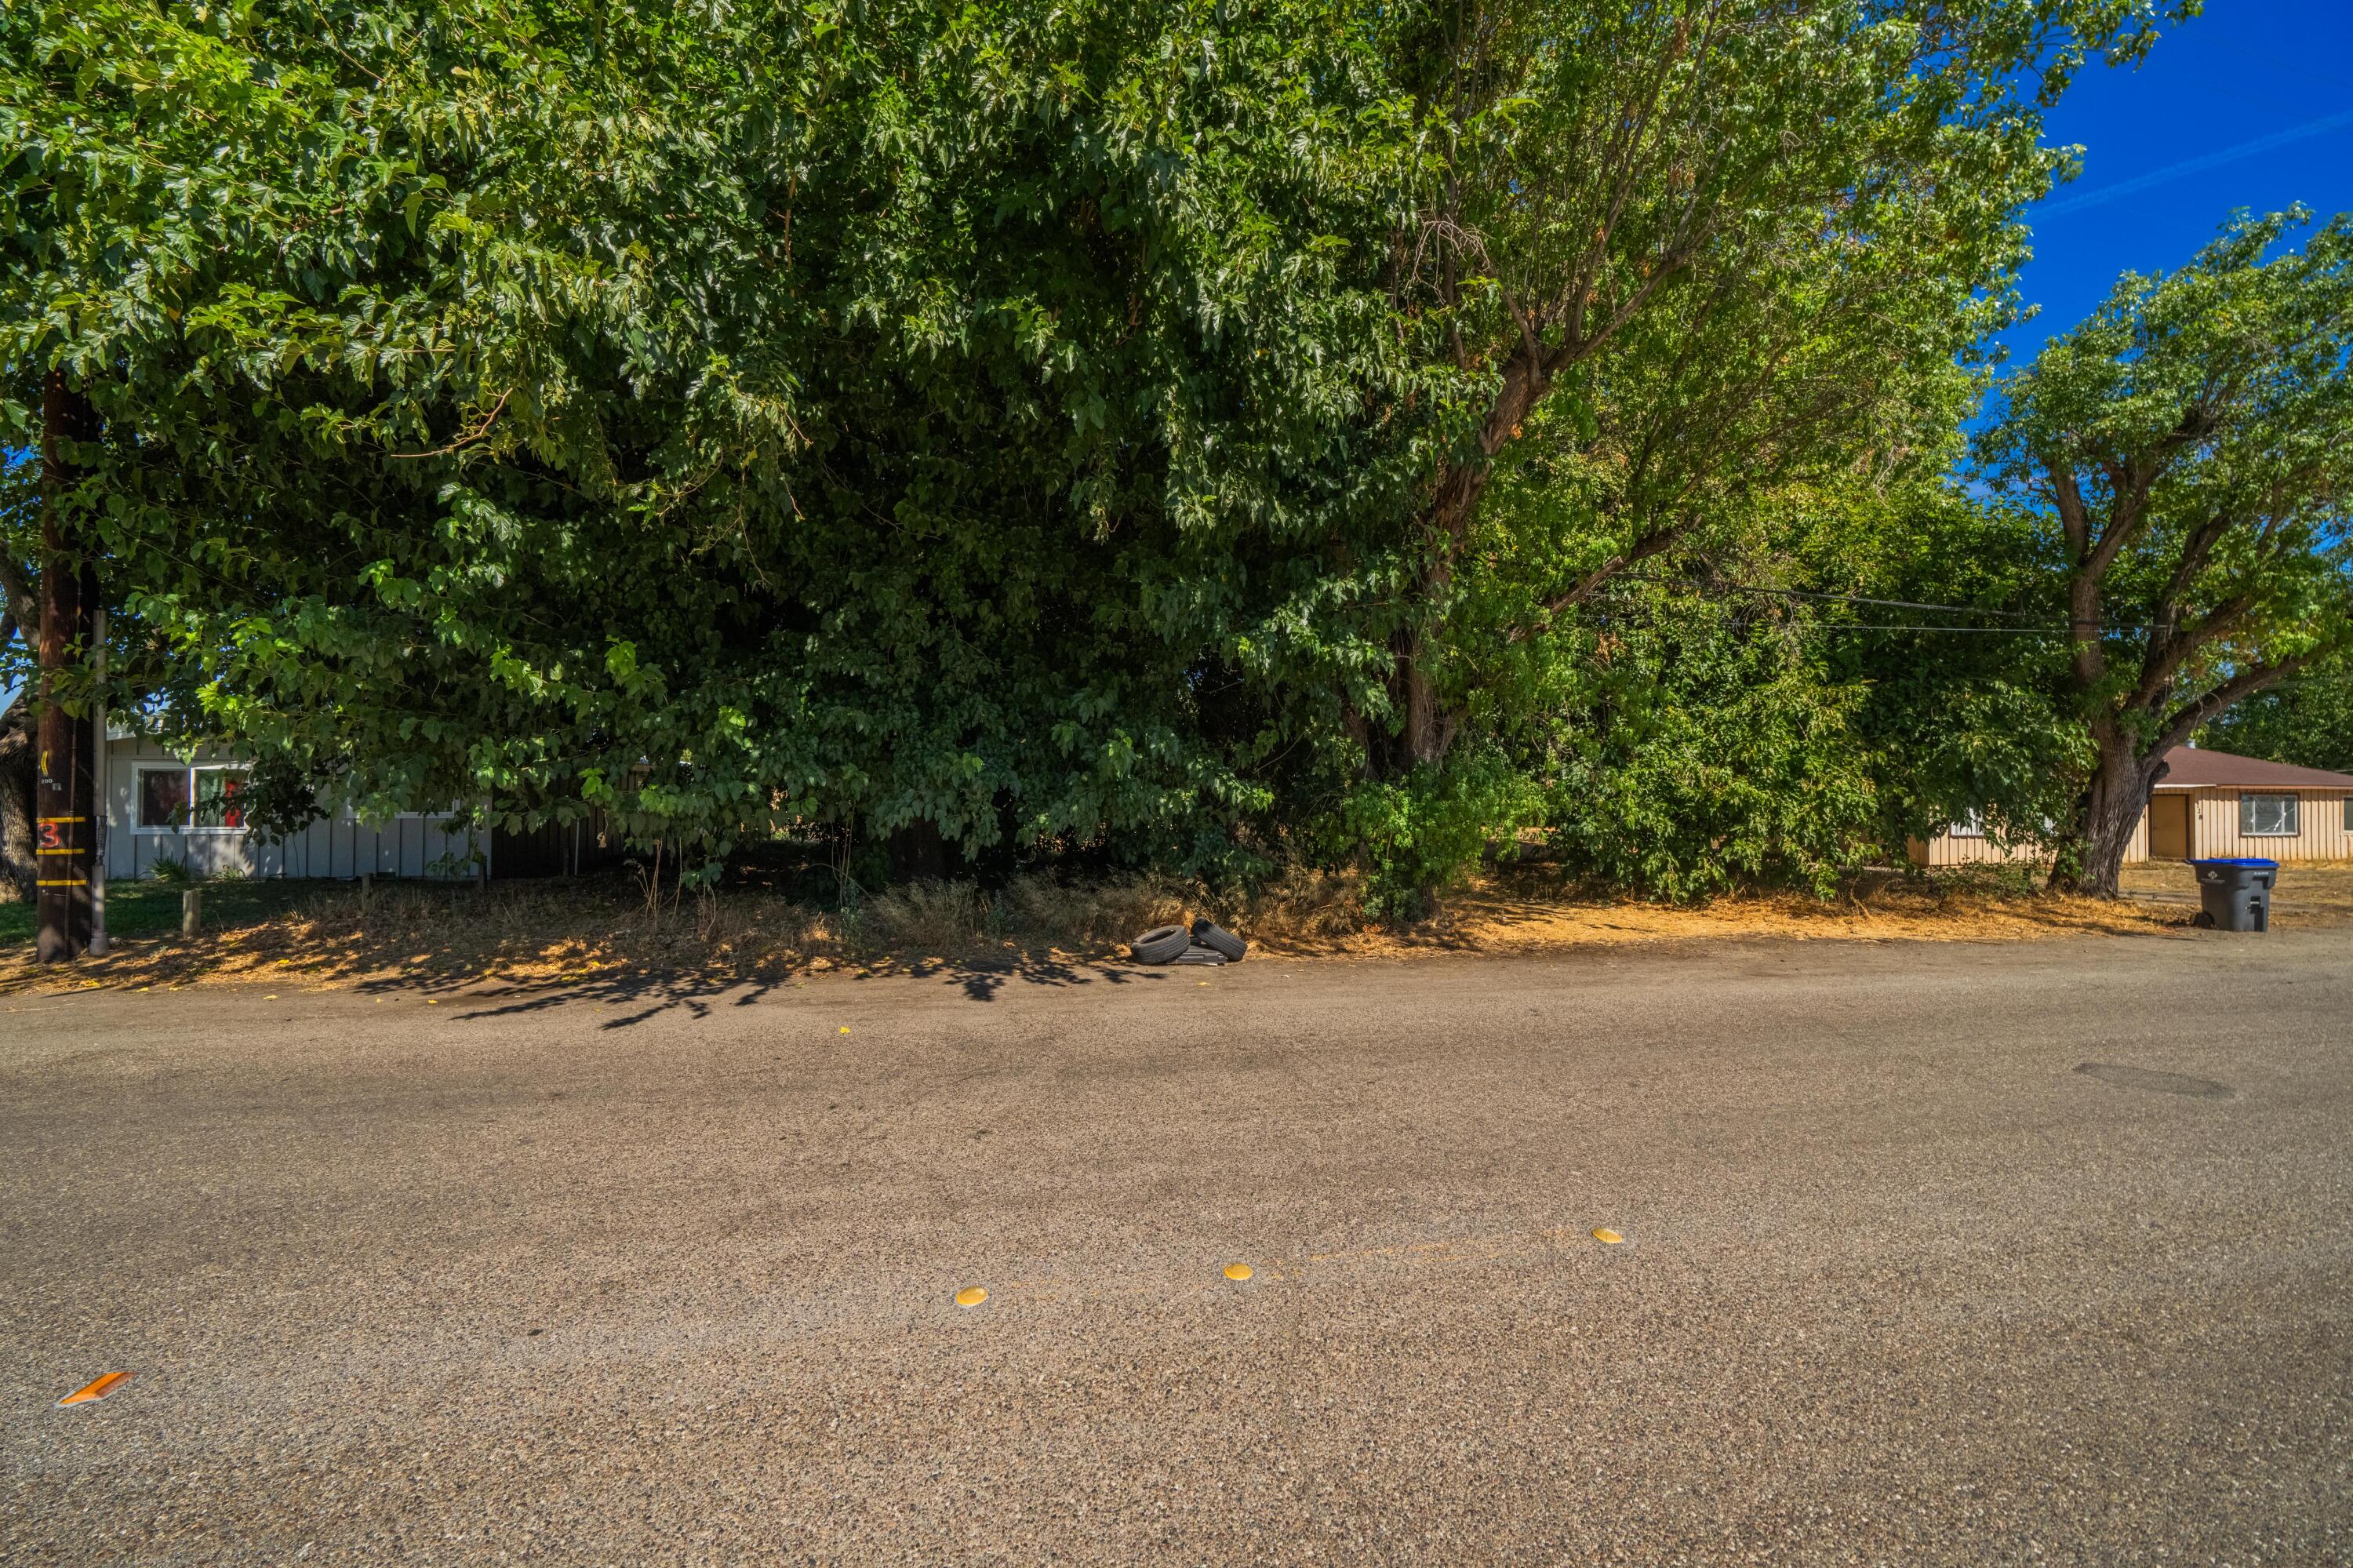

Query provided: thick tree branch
[1508,520,1693,643]
[2148,513,2234,635]
[2151,653,2322,759]
[2125,592,2253,715]
[2049,464,2091,559]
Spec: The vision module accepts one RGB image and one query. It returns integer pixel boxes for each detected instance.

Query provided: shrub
[1338,747,1546,922]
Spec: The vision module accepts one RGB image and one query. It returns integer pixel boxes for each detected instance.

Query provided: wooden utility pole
[35,369,96,963]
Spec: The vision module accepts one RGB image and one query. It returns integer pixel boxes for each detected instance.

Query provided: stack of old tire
[1129,918,1248,966]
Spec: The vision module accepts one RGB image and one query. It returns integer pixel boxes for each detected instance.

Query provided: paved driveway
[4,930,2349,1563]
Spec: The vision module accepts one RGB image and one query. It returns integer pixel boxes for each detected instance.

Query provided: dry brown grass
[0,855,2281,999]
[2118,858,2353,917]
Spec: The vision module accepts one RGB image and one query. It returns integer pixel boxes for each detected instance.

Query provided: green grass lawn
[0,879,335,948]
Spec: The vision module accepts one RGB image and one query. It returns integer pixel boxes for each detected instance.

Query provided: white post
[85,606,108,957]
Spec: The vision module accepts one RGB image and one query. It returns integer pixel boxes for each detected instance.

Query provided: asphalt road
[4,929,2350,1565]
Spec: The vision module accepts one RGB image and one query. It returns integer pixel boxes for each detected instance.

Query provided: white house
[106,729,488,880]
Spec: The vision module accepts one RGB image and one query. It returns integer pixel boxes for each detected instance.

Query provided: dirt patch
[0,860,2238,998]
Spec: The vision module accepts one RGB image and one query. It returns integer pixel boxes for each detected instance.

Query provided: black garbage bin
[2189,857,2277,932]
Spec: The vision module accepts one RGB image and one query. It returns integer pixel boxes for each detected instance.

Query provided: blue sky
[1991,0,2353,369]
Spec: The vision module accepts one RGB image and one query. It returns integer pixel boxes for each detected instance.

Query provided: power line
[1602,574,2154,632]
[1614,576,2048,620]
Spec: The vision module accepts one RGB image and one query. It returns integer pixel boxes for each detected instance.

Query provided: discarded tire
[1191,919,1246,962]
[1130,924,1192,964]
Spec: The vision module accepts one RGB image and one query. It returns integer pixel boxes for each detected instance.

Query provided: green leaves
[3,0,2271,911]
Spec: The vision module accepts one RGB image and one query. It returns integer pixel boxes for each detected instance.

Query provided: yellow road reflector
[57,1372,133,1407]
[838,1026,850,1034]
[264,995,278,1001]
[1591,1228,1624,1245]
[1224,1263,1254,1282]
[955,1286,988,1308]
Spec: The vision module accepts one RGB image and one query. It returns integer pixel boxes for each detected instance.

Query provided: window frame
[1947,808,1986,839]
[2238,791,2300,839]
[132,763,252,835]
[135,766,192,832]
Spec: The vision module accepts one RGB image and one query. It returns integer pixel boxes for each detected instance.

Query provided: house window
[135,766,249,831]
[137,768,192,829]
[1948,809,1985,839]
[191,767,249,830]
[2239,793,2298,837]
[2345,796,2352,833]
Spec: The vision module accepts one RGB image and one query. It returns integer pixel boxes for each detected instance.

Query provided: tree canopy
[20,0,2342,915]
[1974,209,2353,892]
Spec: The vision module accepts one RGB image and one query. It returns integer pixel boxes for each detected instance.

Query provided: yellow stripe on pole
[36,816,89,824]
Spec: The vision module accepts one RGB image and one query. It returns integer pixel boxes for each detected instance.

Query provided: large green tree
[1976,210,2353,895]
[1352,0,2182,777]
[4,0,1427,878]
[2,0,2202,905]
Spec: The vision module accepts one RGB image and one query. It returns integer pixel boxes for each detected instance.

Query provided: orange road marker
[1223,1263,1254,1282]
[1591,1228,1624,1245]
[57,1372,133,1407]
[955,1286,988,1308]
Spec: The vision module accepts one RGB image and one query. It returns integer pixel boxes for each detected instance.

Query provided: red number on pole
[37,820,63,851]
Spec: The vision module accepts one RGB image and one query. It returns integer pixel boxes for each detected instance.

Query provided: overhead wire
[1594,574,2151,635]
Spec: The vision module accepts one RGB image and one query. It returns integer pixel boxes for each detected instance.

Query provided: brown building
[1910,745,2353,868]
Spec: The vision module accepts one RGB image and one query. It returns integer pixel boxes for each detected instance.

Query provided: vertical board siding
[1914,799,2154,868]
[2188,788,2353,862]
[1914,832,2042,867]
[102,737,485,881]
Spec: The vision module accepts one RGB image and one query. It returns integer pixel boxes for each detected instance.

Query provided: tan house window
[2239,793,2298,837]
[1948,809,1985,839]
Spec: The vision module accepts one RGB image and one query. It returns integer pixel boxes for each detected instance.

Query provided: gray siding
[104,735,484,881]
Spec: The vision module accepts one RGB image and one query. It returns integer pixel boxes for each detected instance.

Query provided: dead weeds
[0,857,2257,999]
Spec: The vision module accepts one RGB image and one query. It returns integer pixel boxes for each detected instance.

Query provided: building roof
[2151,745,2353,791]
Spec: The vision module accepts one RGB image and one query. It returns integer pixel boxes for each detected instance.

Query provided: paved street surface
[5,929,2350,1564]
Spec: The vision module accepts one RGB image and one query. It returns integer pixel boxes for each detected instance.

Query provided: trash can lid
[2189,857,2278,868]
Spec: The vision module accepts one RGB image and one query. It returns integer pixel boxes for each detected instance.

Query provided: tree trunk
[2054,739,2158,898]
[0,707,33,903]
[35,369,97,962]
[1373,348,1555,778]
[886,817,951,883]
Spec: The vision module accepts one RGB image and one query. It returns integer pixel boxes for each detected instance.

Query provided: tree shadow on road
[413,948,1170,1025]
